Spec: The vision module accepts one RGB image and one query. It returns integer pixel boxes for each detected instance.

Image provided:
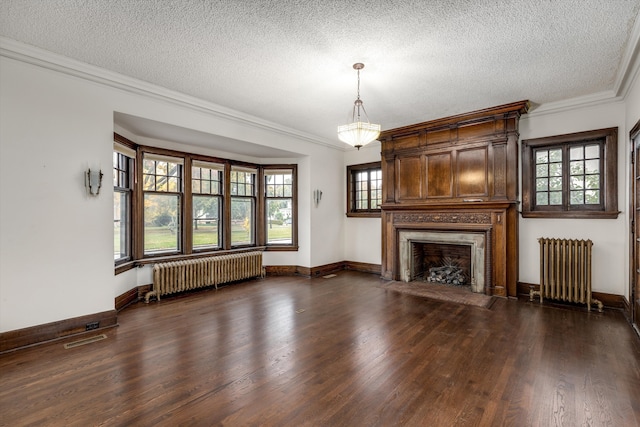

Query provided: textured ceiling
[2,0,640,150]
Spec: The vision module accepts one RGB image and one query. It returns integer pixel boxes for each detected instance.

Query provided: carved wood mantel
[379,101,529,297]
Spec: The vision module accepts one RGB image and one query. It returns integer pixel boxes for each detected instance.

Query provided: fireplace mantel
[379,101,528,297]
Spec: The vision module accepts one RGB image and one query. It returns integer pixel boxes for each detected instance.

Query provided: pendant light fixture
[337,63,381,150]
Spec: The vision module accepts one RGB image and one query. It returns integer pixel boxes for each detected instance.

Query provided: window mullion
[562,143,570,210]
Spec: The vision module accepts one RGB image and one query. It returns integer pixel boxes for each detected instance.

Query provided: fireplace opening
[399,230,486,293]
[412,243,471,288]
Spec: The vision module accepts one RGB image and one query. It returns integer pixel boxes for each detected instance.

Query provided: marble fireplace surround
[399,230,486,293]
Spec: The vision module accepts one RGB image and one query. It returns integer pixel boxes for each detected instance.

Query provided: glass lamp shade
[337,121,381,149]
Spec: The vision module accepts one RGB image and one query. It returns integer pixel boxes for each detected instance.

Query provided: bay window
[114,133,297,270]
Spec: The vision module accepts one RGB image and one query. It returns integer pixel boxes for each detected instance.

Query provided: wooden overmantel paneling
[379,101,529,297]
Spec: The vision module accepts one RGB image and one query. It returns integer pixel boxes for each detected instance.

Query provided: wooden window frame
[521,127,619,219]
[347,162,382,218]
[191,161,224,252]
[262,165,298,251]
[141,151,184,256]
[229,167,257,248]
[114,134,137,274]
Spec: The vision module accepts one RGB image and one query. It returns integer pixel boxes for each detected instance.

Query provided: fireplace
[378,101,528,297]
[399,230,486,293]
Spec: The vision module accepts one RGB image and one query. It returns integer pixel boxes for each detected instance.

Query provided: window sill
[115,261,136,275]
[521,210,620,219]
[134,247,267,266]
[346,212,381,218]
[265,245,299,252]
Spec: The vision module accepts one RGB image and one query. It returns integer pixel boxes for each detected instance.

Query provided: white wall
[0,50,344,332]
[343,142,382,265]
[518,101,628,297]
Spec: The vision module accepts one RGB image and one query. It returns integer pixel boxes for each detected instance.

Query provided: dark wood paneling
[456,147,488,197]
[309,262,345,277]
[344,261,382,275]
[0,310,118,354]
[265,265,298,276]
[380,102,528,296]
[115,288,138,311]
[426,153,452,198]
[457,119,496,140]
[397,156,423,200]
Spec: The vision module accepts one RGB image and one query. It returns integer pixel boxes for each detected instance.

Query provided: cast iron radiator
[530,238,602,312]
[145,250,264,302]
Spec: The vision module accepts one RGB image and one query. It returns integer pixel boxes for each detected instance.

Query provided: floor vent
[63,334,107,349]
[323,274,337,279]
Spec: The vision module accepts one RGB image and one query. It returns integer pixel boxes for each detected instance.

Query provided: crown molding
[525,90,623,119]
[0,37,344,152]
[614,11,640,98]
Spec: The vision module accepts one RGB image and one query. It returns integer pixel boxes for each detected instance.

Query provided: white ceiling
[2,1,640,152]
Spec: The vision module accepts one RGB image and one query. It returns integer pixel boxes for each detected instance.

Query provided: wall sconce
[313,189,323,207]
[85,168,103,196]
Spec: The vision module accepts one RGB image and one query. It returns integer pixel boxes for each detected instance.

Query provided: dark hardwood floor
[1,271,639,426]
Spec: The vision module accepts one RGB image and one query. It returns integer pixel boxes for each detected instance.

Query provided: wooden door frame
[630,119,640,332]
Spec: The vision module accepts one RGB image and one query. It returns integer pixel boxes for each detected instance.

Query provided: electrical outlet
[85,321,99,331]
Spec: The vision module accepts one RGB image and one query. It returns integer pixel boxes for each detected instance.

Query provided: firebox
[398,231,486,293]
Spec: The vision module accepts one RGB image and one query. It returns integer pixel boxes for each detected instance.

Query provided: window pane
[549,177,562,191]
[231,198,254,245]
[193,196,220,249]
[585,159,599,174]
[144,194,180,254]
[266,199,292,244]
[570,191,584,205]
[570,160,584,175]
[585,174,599,189]
[143,157,182,193]
[535,150,548,164]
[536,178,548,191]
[536,192,548,205]
[585,190,600,204]
[549,149,562,162]
[167,177,179,192]
[192,166,222,196]
[549,191,562,205]
[231,171,255,196]
[114,191,129,260]
[585,144,599,159]
[569,146,583,160]
[536,164,548,177]
[549,163,562,176]
[570,176,584,190]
